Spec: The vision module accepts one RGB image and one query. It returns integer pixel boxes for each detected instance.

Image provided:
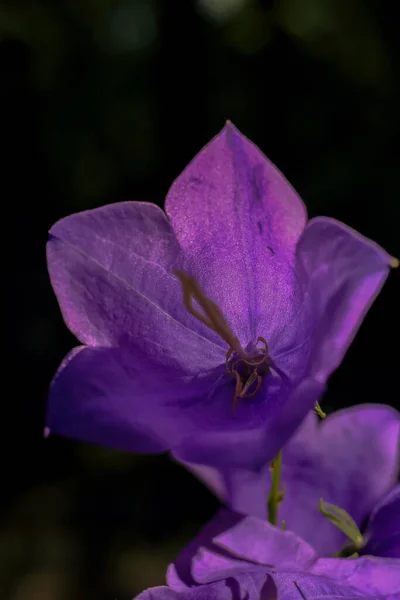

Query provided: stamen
[227,337,270,414]
[175,270,244,356]
[231,371,243,416]
[240,370,259,396]
[225,347,235,374]
[176,271,270,415]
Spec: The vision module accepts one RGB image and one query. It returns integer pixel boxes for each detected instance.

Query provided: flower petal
[213,514,316,568]
[191,548,264,584]
[135,574,268,600]
[363,485,400,558]
[168,509,314,593]
[165,122,307,347]
[50,201,181,269]
[135,571,377,600]
[133,581,236,600]
[167,509,244,590]
[47,202,225,372]
[47,345,321,468]
[270,570,377,599]
[295,217,393,384]
[312,556,400,596]
[169,558,270,599]
[46,346,219,453]
[173,377,325,471]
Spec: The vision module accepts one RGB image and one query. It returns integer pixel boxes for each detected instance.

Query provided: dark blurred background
[2,0,399,598]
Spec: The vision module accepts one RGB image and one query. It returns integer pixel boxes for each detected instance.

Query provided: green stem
[267,450,283,526]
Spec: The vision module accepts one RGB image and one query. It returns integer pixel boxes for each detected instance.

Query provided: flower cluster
[46,123,400,598]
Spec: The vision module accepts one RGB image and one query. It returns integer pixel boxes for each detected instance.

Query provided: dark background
[2,1,399,598]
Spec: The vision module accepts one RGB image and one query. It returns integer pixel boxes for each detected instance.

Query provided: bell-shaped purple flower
[46,123,396,470]
[185,404,400,557]
[133,508,400,599]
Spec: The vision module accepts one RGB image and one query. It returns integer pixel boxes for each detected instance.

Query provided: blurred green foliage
[2,1,399,599]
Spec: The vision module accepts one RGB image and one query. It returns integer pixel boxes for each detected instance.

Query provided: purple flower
[185,404,400,557]
[133,509,400,599]
[46,123,396,470]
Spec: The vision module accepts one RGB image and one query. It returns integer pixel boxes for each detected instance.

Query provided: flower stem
[267,450,283,526]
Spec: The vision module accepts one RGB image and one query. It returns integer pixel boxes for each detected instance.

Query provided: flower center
[225,336,270,415]
[175,270,270,414]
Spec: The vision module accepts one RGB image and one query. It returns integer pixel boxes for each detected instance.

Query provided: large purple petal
[187,521,314,586]
[295,217,393,384]
[47,202,225,372]
[165,122,307,353]
[167,532,269,600]
[46,346,222,453]
[363,486,400,558]
[167,508,314,592]
[50,201,181,270]
[173,377,325,471]
[47,347,322,469]
[311,556,400,596]
[213,514,316,568]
